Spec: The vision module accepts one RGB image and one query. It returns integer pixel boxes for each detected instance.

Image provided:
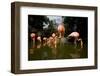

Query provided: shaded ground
[28,43,88,61]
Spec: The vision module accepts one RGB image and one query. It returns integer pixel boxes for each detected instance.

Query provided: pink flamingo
[67,32,83,48]
[30,33,36,45]
[57,23,65,38]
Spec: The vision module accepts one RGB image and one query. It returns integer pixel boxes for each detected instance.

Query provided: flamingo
[30,33,36,45]
[57,23,65,38]
[67,32,83,48]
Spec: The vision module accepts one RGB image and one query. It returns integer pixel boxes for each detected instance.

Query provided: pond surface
[28,42,88,61]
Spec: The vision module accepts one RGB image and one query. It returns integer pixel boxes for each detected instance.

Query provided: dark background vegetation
[28,15,88,45]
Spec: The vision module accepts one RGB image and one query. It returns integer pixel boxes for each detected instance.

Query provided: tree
[28,15,49,33]
[42,20,56,37]
[63,16,88,44]
[28,15,49,42]
[48,20,56,33]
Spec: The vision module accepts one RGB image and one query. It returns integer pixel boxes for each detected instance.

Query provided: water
[28,41,88,61]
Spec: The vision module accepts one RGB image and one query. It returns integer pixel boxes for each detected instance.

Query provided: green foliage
[28,15,49,32]
[63,17,88,44]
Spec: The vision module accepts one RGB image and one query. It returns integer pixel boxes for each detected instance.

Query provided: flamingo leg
[80,39,83,48]
[74,38,77,48]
